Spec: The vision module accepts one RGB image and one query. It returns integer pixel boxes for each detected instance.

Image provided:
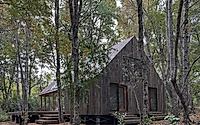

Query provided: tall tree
[22,21,31,125]
[136,0,149,121]
[166,0,179,115]
[171,0,191,124]
[181,0,190,123]
[68,0,82,124]
[55,0,63,123]
[14,21,21,111]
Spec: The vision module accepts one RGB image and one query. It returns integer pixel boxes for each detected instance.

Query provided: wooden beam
[44,96,47,111]
[40,96,43,110]
[48,96,51,111]
[53,93,56,110]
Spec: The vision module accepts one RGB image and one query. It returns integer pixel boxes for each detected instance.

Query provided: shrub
[164,114,180,125]
[112,111,127,125]
[143,116,153,125]
[28,96,40,111]
[0,110,9,122]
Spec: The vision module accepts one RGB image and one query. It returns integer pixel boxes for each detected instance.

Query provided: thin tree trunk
[166,0,179,115]
[16,20,28,125]
[55,0,63,123]
[166,0,174,80]
[16,23,25,121]
[28,55,34,96]
[16,59,21,111]
[14,21,21,111]
[171,0,191,124]
[182,0,190,124]
[69,0,82,124]
[19,21,30,125]
[136,0,149,121]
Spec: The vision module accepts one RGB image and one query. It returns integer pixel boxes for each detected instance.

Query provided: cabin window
[110,83,118,111]
[149,87,158,111]
[110,83,127,111]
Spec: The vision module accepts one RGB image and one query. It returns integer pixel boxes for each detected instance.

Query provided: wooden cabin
[37,36,166,124]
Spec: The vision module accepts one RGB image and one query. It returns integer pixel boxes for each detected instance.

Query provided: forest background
[0,0,200,124]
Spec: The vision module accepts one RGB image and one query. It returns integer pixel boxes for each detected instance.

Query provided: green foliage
[164,114,180,125]
[0,93,18,112]
[0,0,199,120]
[112,111,127,125]
[28,96,40,111]
[78,0,118,82]
[143,116,153,125]
[192,81,200,106]
[0,110,9,122]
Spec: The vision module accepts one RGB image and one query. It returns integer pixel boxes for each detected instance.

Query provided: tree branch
[184,55,200,83]
[189,0,200,9]
[0,2,10,5]
[173,0,184,80]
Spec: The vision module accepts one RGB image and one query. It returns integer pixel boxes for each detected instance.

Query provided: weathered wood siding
[77,37,165,115]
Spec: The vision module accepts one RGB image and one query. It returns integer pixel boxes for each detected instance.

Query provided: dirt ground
[152,111,200,125]
[0,122,78,125]
[1,111,200,125]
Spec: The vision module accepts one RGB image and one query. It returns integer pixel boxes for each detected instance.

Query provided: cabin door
[110,83,127,112]
[148,87,158,111]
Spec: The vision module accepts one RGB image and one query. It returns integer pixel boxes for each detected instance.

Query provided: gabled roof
[39,37,133,96]
[39,81,57,96]
[108,37,133,62]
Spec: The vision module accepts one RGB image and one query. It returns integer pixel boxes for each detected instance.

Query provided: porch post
[40,96,43,110]
[48,96,51,110]
[44,96,47,110]
[53,93,56,110]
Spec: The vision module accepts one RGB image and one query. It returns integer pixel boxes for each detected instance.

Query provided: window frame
[118,84,127,112]
[110,83,127,112]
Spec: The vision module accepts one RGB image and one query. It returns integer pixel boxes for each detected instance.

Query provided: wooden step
[125,119,140,125]
[35,119,59,124]
[126,115,138,117]
[149,112,166,121]
[40,116,59,120]
[151,115,166,120]
[42,114,59,117]
[124,115,140,125]
[124,116,140,120]
[149,111,162,114]
[149,114,166,117]
[149,113,166,116]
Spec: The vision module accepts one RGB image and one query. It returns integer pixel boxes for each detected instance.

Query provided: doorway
[148,87,158,111]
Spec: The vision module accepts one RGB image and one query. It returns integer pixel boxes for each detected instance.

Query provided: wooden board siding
[72,37,165,115]
[101,71,110,115]
[148,63,165,113]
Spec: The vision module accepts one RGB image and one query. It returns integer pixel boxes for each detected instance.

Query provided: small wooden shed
[39,82,59,111]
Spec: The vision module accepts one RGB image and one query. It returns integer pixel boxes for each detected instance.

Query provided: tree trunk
[182,0,190,124]
[136,0,149,121]
[55,0,63,123]
[16,60,21,111]
[68,0,82,124]
[28,56,34,97]
[171,0,191,124]
[19,22,30,125]
[14,21,21,111]
[166,0,179,115]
